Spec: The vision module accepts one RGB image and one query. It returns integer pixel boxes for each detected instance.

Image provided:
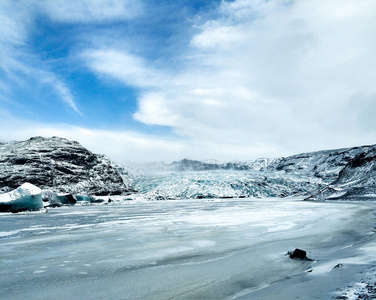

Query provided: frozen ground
[1,198,376,299]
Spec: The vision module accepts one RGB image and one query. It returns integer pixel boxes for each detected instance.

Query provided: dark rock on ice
[289,248,308,260]
[332,263,344,270]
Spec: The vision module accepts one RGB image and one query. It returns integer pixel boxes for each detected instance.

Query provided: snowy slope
[307,145,376,200]
[265,146,374,181]
[0,136,134,195]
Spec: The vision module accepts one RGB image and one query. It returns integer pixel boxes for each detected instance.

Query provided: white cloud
[82,49,167,88]
[0,109,282,163]
[83,0,376,158]
[40,0,142,23]
[2,0,376,163]
[0,111,187,164]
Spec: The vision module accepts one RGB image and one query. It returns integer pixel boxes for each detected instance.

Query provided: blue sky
[1,0,376,163]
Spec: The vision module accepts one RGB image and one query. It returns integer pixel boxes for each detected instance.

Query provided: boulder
[289,248,307,260]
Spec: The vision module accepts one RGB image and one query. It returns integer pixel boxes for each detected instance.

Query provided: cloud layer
[1,0,376,163]
[84,0,376,158]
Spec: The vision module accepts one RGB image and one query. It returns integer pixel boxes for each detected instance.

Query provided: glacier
[133,170,323,200]
[0,183,43,213]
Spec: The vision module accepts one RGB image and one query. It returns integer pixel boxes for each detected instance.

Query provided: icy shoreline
[1,198,376,299]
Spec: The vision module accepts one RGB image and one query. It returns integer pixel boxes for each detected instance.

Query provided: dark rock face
[0,136,134,195]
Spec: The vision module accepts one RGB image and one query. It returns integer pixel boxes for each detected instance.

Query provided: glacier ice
[0,183,43,213]
[56,193,76,205]
[133,170,323,200]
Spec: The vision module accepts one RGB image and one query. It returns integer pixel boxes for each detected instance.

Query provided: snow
[0,183,43,213]
[1,198,376,299]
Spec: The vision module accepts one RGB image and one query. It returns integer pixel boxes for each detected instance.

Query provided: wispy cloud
[40,0,142,23]
[39,72,82,115]
[82,49,168,88]
[0,1,82,114]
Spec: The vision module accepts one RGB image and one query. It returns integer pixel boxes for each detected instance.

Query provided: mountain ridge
[0,136,375,201]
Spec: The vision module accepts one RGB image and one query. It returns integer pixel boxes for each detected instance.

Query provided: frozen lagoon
[1,198,376,299]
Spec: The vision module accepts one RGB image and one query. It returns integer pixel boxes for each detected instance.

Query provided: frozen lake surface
[1,198,376,299]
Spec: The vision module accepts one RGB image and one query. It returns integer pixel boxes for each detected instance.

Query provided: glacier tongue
[0,183,43,213]
[133,170,323,200]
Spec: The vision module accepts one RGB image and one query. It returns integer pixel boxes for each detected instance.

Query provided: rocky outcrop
[0,136,134,195]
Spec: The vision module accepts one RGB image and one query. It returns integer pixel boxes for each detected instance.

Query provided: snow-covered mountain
[266,145,374,181]
[306,145,376,200]
[0,136,134,195]
[0,136,374,202]
[135,144,376,201]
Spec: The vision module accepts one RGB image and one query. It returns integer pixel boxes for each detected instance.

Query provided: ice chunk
[0,183,43,213]
[42,190,62,207]
[56,194,76,205]
[76,195,103,203]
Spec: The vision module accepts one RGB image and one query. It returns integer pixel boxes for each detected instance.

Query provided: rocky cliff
[0,136,134,195]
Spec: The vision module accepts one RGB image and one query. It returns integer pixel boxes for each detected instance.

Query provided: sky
[1,0,376,164]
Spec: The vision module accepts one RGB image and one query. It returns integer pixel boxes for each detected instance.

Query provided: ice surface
[0,183,43,213]
[1,198,376,299]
